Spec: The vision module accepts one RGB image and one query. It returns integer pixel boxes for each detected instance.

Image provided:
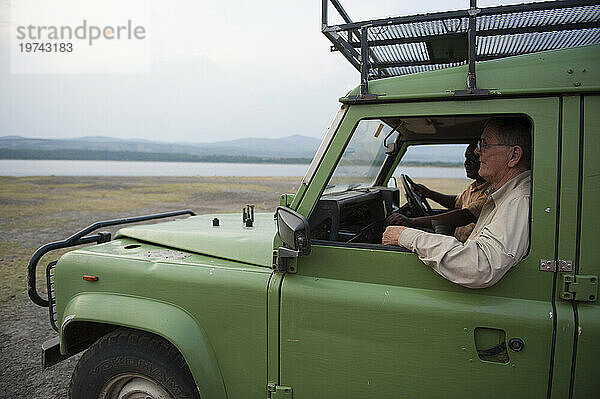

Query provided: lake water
[0,160,467,178]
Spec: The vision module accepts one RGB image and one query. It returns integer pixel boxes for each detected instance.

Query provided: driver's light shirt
[397,170,531,288]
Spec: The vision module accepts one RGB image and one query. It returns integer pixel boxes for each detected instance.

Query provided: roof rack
[322,0,600,98]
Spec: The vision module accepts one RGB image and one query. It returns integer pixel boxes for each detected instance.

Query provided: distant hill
[0,135,25,140]
[0,134,322,160]
[0,148,311,164]
[0,135,466,165]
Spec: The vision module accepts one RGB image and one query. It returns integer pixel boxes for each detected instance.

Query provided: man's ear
[507,146,523,168]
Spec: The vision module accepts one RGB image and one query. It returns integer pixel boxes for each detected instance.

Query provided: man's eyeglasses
[477,140,515,152]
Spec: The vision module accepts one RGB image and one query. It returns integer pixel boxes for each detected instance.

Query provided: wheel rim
[98,373,174,399]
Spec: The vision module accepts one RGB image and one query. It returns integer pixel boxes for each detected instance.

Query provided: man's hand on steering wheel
[407,178,430,199]
[400,174,433,217]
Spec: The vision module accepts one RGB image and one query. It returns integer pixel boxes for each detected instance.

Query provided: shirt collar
[488,169,532,201]
[472,180,490,193]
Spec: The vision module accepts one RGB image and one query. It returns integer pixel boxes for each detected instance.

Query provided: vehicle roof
[341,44,600,103]
[324,0,600,79]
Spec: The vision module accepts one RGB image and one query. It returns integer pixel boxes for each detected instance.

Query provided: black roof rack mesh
[322,0,600,96]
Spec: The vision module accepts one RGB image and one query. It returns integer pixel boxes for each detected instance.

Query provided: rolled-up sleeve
[398,195,530,289]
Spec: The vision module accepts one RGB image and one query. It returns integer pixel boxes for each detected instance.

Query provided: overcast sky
[1,0,526,143]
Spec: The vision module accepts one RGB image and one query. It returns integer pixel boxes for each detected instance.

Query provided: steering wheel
[400,174,432,217]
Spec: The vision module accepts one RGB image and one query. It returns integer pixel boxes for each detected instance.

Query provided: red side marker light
[83,275,98,282]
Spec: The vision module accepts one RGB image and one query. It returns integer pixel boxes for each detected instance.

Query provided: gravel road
[0,293,78,398]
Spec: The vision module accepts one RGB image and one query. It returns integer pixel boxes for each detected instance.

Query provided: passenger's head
[464,142,482,181]
[475,117,532,188]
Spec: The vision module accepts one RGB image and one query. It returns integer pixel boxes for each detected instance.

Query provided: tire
[69,328,200,399]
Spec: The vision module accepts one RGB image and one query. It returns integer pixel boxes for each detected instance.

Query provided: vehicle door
[278,98,560,398]
[550,94,600,399]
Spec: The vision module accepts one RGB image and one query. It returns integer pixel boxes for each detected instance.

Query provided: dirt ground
[0,175,468,398]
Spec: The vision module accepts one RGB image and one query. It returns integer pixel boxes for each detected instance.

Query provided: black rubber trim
[276,273,285,384]
[569,302,579,399]
[266,272,283,386]
[313,239,411,252]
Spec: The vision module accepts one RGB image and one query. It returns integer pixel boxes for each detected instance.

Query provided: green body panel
[61,293,227,399]
[550,95,579,399]
[342,45,600,102]
[280,244,554,397]
[55,238,272,399]
[280,269,551,397]
[572,95,600,398]
[116,213,276,267]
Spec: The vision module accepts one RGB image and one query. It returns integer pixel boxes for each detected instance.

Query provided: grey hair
[484,117,532,169]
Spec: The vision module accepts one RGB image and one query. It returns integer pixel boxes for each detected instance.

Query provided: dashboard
[308,187,399,243]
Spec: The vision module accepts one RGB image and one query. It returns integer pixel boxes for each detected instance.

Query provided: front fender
[61,293,227,399]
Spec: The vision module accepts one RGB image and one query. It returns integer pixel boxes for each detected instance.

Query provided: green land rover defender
[28,1,600,398]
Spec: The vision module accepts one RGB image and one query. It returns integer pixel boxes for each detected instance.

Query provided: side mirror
[275,206,311,256]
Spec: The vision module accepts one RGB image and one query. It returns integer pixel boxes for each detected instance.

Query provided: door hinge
[560,274,598,302]
[267,383,293,398]
[540,259,555,272]
[539,259,573,272]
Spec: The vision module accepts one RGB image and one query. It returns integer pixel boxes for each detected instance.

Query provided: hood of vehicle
[115,213,276,267]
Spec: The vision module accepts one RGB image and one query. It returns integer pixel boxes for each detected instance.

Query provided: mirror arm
[276,247,300,273]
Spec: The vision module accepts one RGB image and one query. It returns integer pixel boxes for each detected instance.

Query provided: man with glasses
[385,142,490,243]
[383,117,532,288]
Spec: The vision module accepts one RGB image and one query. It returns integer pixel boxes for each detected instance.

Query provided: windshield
[325,119,399,193]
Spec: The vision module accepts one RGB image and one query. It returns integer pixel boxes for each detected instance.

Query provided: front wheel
[70,329,200,399]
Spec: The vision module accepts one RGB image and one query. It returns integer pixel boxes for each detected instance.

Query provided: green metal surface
[280,193,295,207]
[572,95,600,399]
[280,265,552,397]
[342,45,600,102]
[550,95,579,399]
[55,238,272,399]
[279,244,555,398]
[116,213,276,267]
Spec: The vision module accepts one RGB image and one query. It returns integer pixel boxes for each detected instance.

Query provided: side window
[393,144,470,209]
